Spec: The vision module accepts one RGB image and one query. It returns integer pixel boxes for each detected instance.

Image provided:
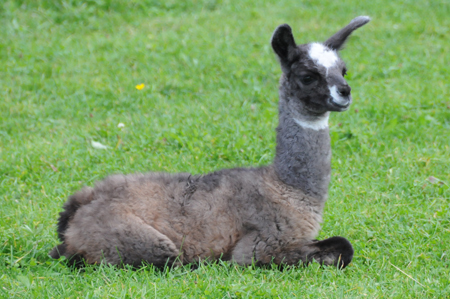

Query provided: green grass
[1,0,449,297]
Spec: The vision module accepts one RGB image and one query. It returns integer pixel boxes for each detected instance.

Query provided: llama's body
[54,166,324,267]
[50,16,370,268]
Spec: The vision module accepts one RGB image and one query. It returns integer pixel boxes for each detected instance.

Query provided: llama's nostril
[337,85,351,97]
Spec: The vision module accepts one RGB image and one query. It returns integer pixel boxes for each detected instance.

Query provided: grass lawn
[1,0,449,297]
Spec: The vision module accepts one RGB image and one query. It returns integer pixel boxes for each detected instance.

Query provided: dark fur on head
[271,16,370,114]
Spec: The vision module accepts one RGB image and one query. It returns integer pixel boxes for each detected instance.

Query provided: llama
[49,16,370,269]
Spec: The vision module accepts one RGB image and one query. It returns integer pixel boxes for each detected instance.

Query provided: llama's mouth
[328,97,351,111]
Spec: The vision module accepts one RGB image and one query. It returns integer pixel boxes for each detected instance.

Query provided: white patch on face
[329,85,348,106]
[293,112,329,131]
[308,43,338,71]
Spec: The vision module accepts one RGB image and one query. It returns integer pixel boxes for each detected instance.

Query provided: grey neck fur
[274,77,332,201]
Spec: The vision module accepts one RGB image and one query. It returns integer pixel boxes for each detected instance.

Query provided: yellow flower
[135,83,145,90]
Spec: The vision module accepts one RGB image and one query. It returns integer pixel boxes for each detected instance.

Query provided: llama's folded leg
[63,212,180,268]
[110,215,181,267]
[299,236,354,268]
[257,236,354,268]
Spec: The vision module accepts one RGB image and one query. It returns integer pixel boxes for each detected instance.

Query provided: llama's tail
[49,187,95,259]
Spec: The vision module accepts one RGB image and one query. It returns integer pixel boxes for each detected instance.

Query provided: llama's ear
[324,16,371,51]
[271,24,297,67]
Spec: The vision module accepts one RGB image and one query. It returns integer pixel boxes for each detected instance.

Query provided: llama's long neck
[273,88,332,201]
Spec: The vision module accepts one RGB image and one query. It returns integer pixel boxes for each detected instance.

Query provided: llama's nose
[337,85,351,97]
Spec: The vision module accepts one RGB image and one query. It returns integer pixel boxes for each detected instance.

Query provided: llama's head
[271,16,370,116]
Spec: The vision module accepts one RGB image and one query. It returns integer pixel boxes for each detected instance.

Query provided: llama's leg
[230,231,258,265]
[297,236,354,268]
[253,236,353,268]
[109,215,180,267]
[64,212,180,268]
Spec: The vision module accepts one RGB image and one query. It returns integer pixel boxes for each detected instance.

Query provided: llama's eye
[301,75,315,85]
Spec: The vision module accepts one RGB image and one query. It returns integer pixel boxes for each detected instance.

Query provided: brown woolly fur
[50,16,370,269]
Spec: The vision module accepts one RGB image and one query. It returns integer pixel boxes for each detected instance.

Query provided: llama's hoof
[312,236,354,269]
